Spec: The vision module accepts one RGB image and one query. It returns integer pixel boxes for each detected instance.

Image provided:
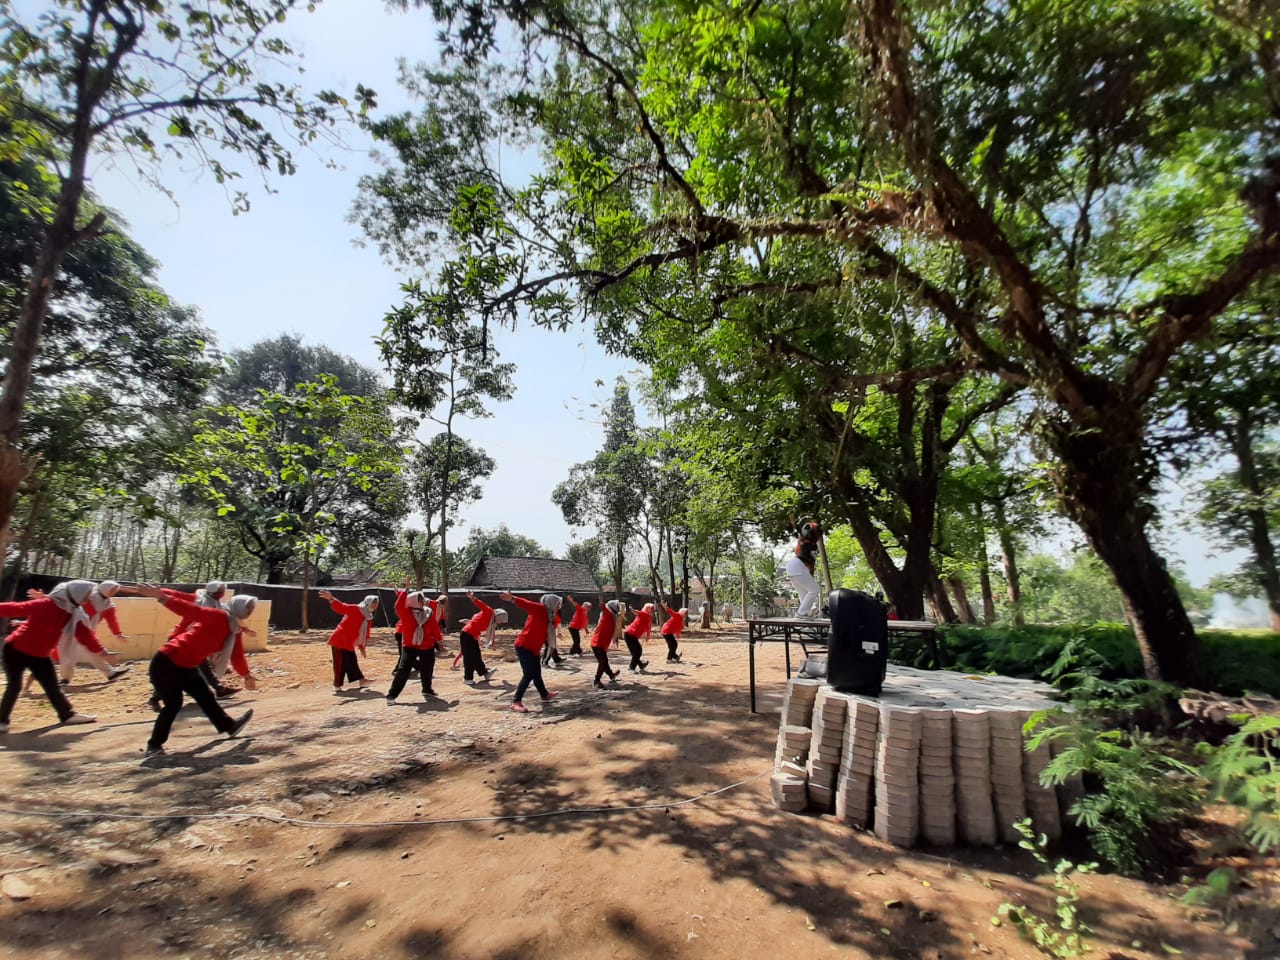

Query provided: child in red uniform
[589,599,624,688]
[387,588,443,703]
[457,592,497,685]
[0,580,99,731]
[57,580,131,684]
[623,602,654,673]
[565,595,590,656]
[501,591,560,712]
[125,584,257,757]
[318,590,377,692]
[659,603,688,663]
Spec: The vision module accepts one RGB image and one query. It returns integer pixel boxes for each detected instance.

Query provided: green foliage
[1198,715,1280,854]
[1027,720,1202,877]
[175,374,408,582]
[941,624,1280,698]
[996,818,1095,959]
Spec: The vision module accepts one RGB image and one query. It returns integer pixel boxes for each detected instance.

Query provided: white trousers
[57,633,114,682]
[785,556,821,617]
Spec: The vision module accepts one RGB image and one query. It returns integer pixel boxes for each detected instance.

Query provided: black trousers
[148,652,234,749]
[567,627,582,655]
[1,645,73,723]
[332,647,364,686]
[592,646,617,684]
[458,631,489,682]
[623,634,644,669]
[387,647,436,699]
[663,632,680,659]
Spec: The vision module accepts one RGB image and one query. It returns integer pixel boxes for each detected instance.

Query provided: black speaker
[826,588,888,695]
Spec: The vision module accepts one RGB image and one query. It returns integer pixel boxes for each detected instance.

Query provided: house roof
[465,556,599,594]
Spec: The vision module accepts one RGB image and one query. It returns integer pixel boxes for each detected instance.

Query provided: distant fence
[8,574,682,634]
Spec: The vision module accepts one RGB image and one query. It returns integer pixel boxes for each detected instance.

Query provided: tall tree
[376,305,514,593]
[371,0,1280,683]
[553,378,645,594]
[407,433,495,588]
[0,0,367,570]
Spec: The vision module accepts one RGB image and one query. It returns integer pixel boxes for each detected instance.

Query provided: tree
[407,433,495,587]
[1165,304,1280,631]
[176,375,408,627]
[553,378,645,594]
[0,0,368,571]
[565,537,604,587]
[370,0,1280,684]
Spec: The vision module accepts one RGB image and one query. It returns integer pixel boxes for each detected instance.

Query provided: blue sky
[84,0,1243,589]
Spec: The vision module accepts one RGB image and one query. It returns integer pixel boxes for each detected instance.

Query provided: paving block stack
[769,665,1065,848]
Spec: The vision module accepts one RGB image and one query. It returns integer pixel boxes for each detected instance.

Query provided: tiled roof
[466,556,599,593]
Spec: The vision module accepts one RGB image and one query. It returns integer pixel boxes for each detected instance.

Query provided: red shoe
[509,701,528,713]
[541,691,559,702]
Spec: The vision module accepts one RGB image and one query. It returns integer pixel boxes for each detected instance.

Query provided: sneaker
[510,701,528,713]
[463,678,476,686]
[358,678,375,688]
[226,709,253,738]
[143,746,164,758]
[62,713,96,725]
[593,681,606,689]
[106,665,132,681]
[638,660,649,671]
[424,688,438,698]
[214,685,237,699]
[386,698,397,706]
[608,674,620,684]
[541,691,559,702]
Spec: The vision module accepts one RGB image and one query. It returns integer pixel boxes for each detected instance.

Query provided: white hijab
[211,595,256,676]
[198,581,228,609]
[85,580,120,628]
[48,580,93,648]
[485,607,508,646]
[541,594,562,649]
[356,595,378,646]
[405,591,431,645]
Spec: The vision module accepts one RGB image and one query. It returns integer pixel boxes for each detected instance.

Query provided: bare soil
[0,624,1276,960]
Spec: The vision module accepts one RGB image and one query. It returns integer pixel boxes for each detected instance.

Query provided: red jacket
[461,597,494,639]
[659,605,684,637]
[568,601,588,630]
[157,594,250,675]
[0,598,75,657]
[624,607,653,639]
[512,595,554,654]
[327,599,371,651]
[590,605,617,651]
[395,591,441,650]
[165,589,202,640]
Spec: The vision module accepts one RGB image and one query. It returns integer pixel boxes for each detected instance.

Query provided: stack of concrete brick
[806,688,847,812]
[769,666,1068,848]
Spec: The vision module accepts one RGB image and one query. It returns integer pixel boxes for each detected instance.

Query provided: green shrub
[1198,715,1280,854]
[1028,717,1203,877]
[938,623,1280,697]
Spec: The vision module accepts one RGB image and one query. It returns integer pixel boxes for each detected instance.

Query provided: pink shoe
[541,691,559,702]
[509,702,528,713]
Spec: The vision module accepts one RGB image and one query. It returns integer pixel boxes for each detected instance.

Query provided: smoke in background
[1208,594,1271,629]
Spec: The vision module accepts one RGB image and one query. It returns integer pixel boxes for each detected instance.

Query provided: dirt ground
[0,623,1276,960]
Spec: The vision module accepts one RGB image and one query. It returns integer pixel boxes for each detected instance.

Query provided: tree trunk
[1048,415,1203,686]
[665,528,678,610]
[681,544,690,610]
[978,554,996,624]
[836,498,925,619]
[992,498,1025,626]
[947,574,977,623]
[1231,416,1280,632]
[613,542,625,600]
[929,566,959,623]
[733,530,749,621]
